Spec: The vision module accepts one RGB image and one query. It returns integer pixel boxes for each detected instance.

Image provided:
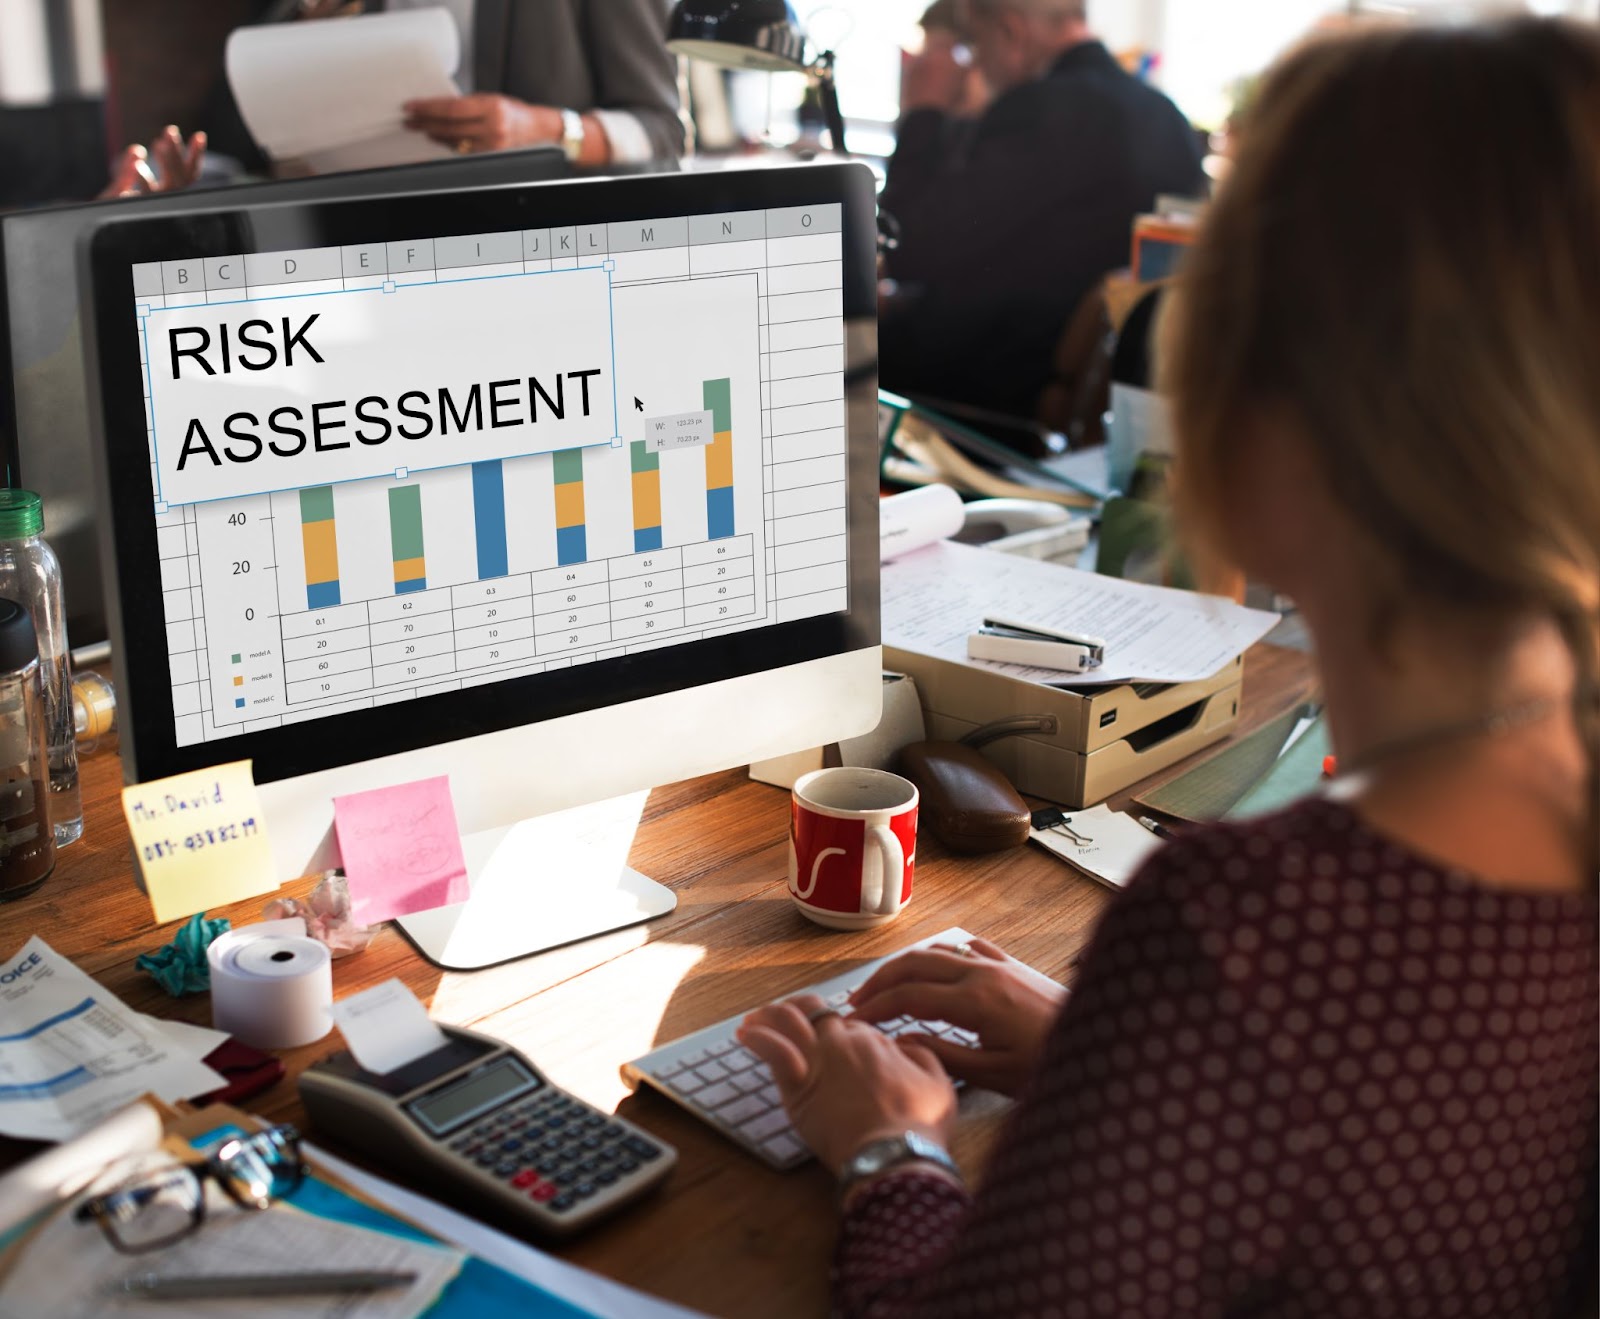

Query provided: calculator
[299,1024,675,1238]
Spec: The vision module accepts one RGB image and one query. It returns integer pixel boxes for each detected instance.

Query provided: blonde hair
[1161,18,1600,788]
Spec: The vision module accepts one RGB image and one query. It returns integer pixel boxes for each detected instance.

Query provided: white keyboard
[622,927,997,1170]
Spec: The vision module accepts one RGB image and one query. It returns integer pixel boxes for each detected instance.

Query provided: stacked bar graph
[299,486,341,609]
[630,441,662,553]
[389,486,427,594]
[553,448,587,565]
[472,461,509,579]
[703,378,735,540]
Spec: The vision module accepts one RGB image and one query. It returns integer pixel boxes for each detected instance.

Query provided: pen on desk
[1137,815,1180,842]
[115,1270,418,1300]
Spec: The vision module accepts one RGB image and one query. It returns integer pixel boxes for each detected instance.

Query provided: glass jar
[0,490,81,845]
[0,598,56,900]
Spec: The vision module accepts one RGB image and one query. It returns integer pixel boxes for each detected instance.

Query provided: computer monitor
[1,148,569,648]
[82,163,881,969]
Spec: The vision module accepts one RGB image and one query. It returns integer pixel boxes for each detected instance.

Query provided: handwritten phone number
[142,818,260,862]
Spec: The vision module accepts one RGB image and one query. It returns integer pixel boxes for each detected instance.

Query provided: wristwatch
[838,1130,961,1201]
[558,109,585,163]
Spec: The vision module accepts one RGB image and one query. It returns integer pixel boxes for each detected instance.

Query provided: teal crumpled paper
[134,912,230,996]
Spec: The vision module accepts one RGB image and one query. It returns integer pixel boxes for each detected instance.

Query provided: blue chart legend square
[234,697,246,709]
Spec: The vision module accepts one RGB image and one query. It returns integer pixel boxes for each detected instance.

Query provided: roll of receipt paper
[208,918,333,1049]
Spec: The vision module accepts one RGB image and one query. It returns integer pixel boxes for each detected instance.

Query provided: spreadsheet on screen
[127,205,849,749]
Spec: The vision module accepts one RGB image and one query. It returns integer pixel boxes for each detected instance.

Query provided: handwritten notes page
[120,760,278,924]
[882,541,1280,687]
[334,776,468,926]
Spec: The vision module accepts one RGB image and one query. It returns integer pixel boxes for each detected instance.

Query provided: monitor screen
[1,150,571,648]
[86,165,878,788]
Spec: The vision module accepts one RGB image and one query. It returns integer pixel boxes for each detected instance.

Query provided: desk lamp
[667,0,849,154]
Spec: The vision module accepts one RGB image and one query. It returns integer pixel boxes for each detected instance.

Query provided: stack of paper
[882,541,1279,688]
[0,937,227,1143]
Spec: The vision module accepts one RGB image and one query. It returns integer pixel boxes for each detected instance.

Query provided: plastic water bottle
[0,491,81,846]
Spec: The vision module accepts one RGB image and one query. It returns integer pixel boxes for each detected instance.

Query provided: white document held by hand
[883,541,1279,687]
[226,7,460,170]
[0,938,226,1143]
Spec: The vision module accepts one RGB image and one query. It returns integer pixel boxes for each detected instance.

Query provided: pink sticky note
[333,776,468,925]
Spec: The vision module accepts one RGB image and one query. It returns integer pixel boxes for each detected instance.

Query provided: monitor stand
[393,793,677,971]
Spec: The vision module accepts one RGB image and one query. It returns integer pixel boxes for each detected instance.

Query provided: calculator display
[407,1056,540,1135]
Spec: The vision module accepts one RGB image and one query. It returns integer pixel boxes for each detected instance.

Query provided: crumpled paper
[134,912,230,995]
[262,870,374,957]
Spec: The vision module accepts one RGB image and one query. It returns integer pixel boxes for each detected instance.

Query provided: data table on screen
[132,205,851,746]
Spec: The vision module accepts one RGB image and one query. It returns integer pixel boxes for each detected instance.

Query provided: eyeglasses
[73,1124,306,1254]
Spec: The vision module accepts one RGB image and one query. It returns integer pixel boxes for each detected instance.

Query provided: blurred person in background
[879,0,1204,421]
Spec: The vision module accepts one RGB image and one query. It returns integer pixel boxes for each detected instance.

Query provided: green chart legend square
[231,654,241,664]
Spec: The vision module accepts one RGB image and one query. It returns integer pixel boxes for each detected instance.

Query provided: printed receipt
[0,937,225,1142]
[121,759,279,924]
[333,979,449,1076]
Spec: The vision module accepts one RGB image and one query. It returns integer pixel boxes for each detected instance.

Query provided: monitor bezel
[84,162,879,788]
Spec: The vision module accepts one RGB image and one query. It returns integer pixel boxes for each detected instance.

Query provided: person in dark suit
[395,0,685,165]
[879,0,1204,419]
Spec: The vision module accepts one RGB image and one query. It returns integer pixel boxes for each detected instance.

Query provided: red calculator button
[531,1181,559,1203]
[511,1170,538,1189]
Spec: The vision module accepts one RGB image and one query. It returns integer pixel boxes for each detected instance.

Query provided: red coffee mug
[788,768,918,930]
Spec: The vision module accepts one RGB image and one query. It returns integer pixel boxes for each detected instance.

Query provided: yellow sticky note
[121,759,279,924]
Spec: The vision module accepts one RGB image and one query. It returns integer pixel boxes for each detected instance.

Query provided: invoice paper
[226,7,460,170]
[883,540,1280,687]
[0,937,225,1142]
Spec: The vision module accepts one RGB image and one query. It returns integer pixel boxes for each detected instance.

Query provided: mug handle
[866,824,904,917]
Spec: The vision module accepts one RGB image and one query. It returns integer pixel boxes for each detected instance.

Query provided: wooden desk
[0,643,1312,1318]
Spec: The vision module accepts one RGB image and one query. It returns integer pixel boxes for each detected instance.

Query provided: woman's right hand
[848,938,1067,1099]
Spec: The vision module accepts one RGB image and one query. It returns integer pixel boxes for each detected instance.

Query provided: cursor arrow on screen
[634,397,644,412]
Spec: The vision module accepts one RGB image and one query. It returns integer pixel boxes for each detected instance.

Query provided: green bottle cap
[0,490,42,540]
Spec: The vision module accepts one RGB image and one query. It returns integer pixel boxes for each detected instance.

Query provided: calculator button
[580,1135,602,1150]
[582,1115,604,1129]
[596,1169,619,1185]
[495,1160,519,1178]
[541,1136,563,1151]
[551,1193,576,1211]
[531,1182,559,1204]
[575,1182,597,1199]
[623,1136,661,1160]
[577,1159,600,1175]
[618,1158,638,1173]
[535,1159,560,1175]
[511,1170,538,1189]
[500,1138,523,1153]
[601,1122,624,1138]
[546,1116,567,1130]
[555,1171,578,1187]
[475,1152,499,1168]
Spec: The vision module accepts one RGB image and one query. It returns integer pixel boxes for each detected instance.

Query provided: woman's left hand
[737,994,957,1176]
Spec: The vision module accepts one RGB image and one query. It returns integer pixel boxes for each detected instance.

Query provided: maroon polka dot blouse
[835,797,1599,1318]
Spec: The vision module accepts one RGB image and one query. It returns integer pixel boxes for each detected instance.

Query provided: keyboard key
[669,1071,707,1097]
[694,1061,731,1084]
[739,1108,793,1143]
[696,1081,741,1109]
[717,1095,771,1127]
[762,1133,806,1163]
[757,1083,782,1108]
[706,1038,739,1058]
[731,1071,766,1094]
[657,1059,688,1080]
[722,1047,759,1072]
[679,1048,711,1067]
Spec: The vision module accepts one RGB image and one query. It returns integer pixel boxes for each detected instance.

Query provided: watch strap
[837,1130,960,1201]
[559,108,585,162]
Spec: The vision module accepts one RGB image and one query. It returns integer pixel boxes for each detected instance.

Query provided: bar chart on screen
[143,209,851,746]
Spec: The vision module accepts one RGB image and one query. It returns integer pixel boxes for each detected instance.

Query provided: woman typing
[740,17,1599,1317]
